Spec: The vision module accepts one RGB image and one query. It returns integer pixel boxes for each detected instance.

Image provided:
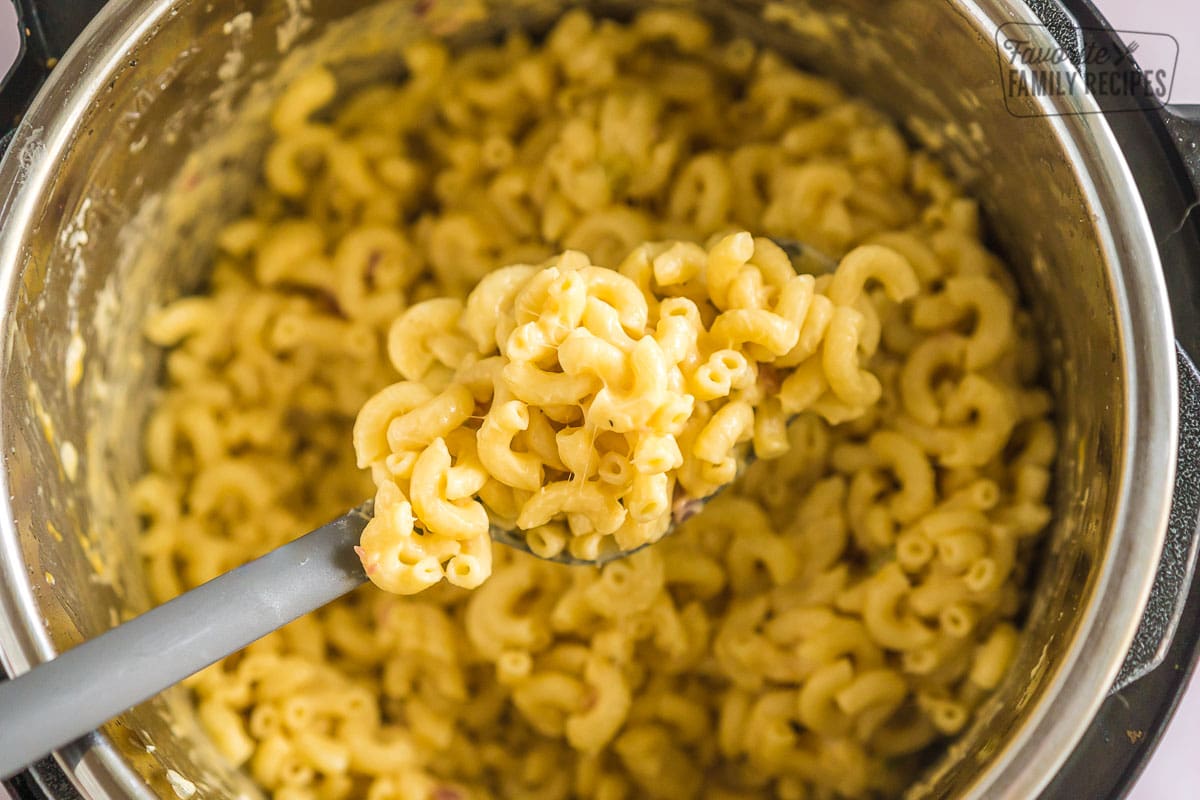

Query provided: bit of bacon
[375,601,392,627]
[672,492,704,525]
[312,288,344,317]
[354,546,378,575]
[432,787,463,800]
[364,249,383,290]
[758,363,782,395]
[276,282,344,317]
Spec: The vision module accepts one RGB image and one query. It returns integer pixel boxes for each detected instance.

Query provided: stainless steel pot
[0,1,1195,798]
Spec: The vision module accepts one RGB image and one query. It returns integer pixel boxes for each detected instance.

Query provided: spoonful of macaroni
[354,231,914,589]
[0,232,918,779]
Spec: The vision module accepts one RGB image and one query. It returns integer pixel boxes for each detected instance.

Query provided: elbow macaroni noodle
[138,10,1057,799]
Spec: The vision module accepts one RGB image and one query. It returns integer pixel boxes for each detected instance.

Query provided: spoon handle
[0,503,371,779]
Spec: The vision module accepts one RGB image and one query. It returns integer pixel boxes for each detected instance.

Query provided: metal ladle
[0,238,833,778]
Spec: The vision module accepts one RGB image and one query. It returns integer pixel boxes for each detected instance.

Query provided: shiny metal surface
[0,2,1178,800]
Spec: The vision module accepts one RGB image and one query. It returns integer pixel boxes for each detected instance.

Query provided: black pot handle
[1022,0,1087,70]
[1110,346,1200,693]
[1160,108,1200,198]
[0,0,106,156]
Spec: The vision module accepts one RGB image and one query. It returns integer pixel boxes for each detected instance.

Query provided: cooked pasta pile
[137,9,1056,799]
[354,234,917,592]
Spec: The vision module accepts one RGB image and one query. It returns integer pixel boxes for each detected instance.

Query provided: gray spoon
[0,237,833,779]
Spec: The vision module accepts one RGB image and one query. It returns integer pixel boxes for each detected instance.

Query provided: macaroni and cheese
[137,9,1056,799]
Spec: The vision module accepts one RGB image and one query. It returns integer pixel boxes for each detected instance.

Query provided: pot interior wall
[0,1,1124,798]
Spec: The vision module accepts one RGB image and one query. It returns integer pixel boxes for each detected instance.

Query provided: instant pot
[1,0,1199,798]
